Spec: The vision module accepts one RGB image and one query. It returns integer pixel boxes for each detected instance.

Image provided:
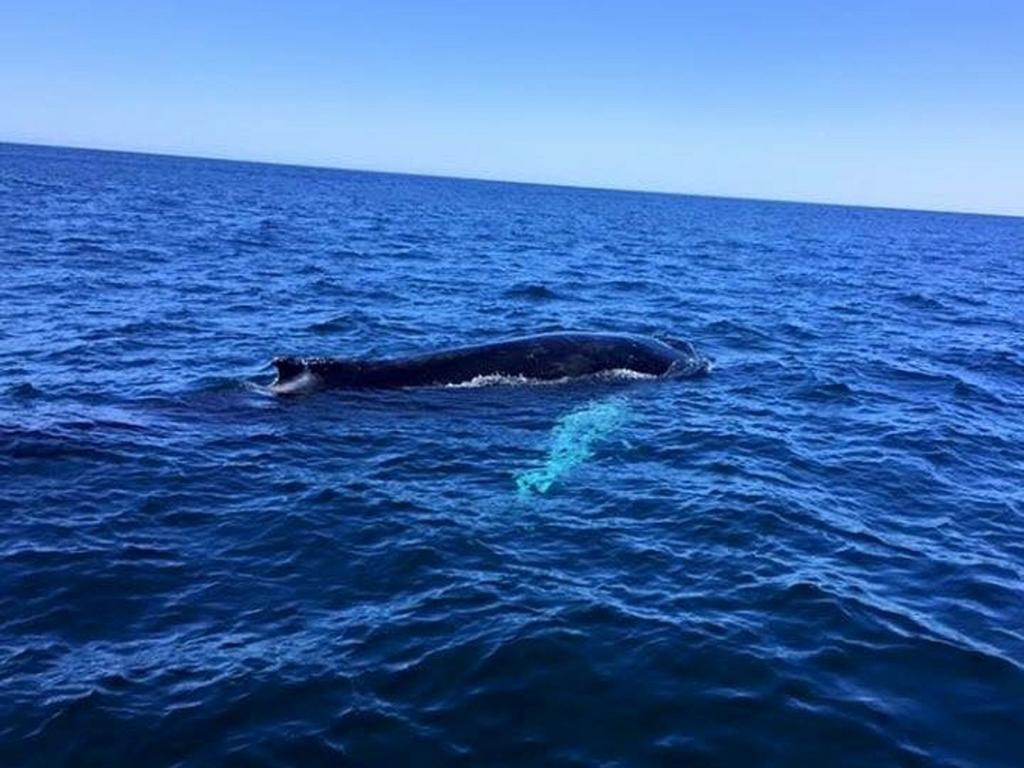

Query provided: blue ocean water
[1,142,1023,767]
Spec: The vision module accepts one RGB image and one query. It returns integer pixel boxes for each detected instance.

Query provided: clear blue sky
[2,1,1022,215]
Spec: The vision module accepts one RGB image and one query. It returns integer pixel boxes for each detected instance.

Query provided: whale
[271,332,710,393]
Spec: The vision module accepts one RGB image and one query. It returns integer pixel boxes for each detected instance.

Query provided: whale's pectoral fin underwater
[271,332,710,393]
[515,395,630,496]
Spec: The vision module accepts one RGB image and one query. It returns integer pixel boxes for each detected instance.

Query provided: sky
[1,0,1022,215]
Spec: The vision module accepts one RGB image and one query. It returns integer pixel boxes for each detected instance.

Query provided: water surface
[1,143,1023,767]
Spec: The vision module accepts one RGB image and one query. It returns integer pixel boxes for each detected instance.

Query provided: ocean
[1,142,1022,767]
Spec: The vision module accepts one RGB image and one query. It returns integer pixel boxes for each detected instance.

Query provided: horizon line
[4,139,1020,221]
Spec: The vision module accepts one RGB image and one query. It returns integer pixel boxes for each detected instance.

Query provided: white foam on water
[270,369,321,395]
[244,380,278,397]
[444,368,659,389]
[443,373,549,389]
[594,368,659,381]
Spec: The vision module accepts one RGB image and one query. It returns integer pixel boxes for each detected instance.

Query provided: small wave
[705,319,772,349]
[608,279,655,292]
[308,317,347,334]
[83,319,197,341]
[959,348,1024,378]
[503,283,560,301]
[952,379,1006,407]
[7,382,43,400]
[896,292,946,311]
[189,375,264,395]
[797,379,856,402]
[883,363,964,388]
[58,236,108,255]
[779,321,819,341]
[243,380,279,398]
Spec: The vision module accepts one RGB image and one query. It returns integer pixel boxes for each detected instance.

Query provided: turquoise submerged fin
[515,396,629,496]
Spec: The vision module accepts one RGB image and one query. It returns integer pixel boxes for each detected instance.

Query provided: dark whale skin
[272,333,709,392]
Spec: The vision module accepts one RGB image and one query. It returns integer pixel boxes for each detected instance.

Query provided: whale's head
[271,356,369,393]
[662,338,713,377]
[271,357,322,395]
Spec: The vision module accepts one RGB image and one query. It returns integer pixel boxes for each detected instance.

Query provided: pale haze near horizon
[1,0,1022,216]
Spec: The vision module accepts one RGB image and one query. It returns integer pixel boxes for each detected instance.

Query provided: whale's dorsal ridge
[270,332,708,393]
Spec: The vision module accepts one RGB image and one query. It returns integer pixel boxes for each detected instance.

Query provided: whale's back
[272,332,708,392]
